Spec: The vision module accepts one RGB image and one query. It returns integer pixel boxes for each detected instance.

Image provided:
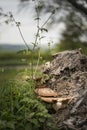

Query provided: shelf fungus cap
[35,87,58,97]
[38,97,58,103]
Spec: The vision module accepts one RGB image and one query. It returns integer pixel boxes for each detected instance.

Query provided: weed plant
[0,0,58,130]
[8,0,55,78]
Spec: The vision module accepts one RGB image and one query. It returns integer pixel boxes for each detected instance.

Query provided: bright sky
[0,0,64,47]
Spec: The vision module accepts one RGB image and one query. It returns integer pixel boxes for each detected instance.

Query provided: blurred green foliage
[0,49,52,67]
[0,68,57,130]
[54,12,87,55]
[0,79,51,130]
[55,42,87,55]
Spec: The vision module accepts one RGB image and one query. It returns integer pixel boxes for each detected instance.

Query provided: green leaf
[31,118,39,126]
[29,112,35,118]
[7,121,15,129]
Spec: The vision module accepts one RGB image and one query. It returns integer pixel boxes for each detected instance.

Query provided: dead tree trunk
[44,49,87,130]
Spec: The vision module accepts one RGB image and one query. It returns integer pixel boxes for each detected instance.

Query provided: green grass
[0,50,46,86]
[0,68,52,130]
[0,68,23,87]
[0,50,58,130]
[0,50,52,67]
[0,66,55,130]
[55,42,87,55]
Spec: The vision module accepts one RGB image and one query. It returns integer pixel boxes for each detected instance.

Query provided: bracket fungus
[35,87,58,97]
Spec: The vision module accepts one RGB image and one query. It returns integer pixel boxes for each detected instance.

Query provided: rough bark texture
[44,49,87,130]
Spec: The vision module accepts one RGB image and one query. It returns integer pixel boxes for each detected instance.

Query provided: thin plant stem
[34,48,40,77]
[41,12,54,29]
[33,0,40,47]
[10,84,13,114]
[17,25,30,50]
[10,13,30,51]
[31,0,40,78]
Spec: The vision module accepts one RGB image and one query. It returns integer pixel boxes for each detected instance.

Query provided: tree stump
[44,49,87,130]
